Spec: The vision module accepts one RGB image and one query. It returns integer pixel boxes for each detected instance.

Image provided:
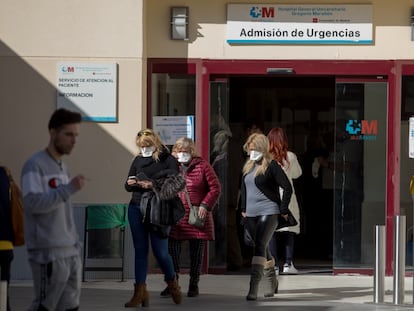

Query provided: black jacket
[125,149,179,205]
[240,160,292,215]
[0,167,13,243]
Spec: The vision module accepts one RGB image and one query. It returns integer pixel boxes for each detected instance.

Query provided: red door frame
[148,58,403,275]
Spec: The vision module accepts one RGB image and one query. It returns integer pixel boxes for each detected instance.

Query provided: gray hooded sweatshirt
[21,150,80,263]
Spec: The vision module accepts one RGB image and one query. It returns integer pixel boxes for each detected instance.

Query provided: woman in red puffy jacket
[160,137,221,298]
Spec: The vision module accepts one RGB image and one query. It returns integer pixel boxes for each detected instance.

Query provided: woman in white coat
[267,127,302,275]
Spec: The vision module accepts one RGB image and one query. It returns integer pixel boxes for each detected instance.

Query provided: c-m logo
[345,120,377,141]
[61,66,74,73]
[249,6,275,18]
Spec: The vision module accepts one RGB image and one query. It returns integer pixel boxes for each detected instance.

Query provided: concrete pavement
[8,272,414,310]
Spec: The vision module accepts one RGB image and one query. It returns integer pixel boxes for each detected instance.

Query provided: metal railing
[373,215,408,306]
[374,225,385,303]
[393,215,406,305]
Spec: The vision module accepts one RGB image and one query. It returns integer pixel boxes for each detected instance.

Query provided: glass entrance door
[333,80,387,268]
[209,80,232,268]
[208,77,388,270]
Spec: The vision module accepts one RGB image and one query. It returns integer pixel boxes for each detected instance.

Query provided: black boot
[188,274,200,297]
[188,284,199,297]
[160,274,178,297]
[246,256,266,301]
[160,286,170,297]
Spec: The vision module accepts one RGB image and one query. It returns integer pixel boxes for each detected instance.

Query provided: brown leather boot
[166,277,182,304]
[124,283,149,307]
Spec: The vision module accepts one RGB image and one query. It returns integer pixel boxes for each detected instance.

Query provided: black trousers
[269,231,295,265]
[168,238,205,287]
[244,214,278,259]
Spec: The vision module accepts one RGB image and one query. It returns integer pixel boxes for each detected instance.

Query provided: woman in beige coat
[267,127,302,275]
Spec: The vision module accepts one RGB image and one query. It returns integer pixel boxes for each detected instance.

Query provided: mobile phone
[128,176,137,180]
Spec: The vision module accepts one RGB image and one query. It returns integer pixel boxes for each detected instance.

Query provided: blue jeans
[128,203,176,283]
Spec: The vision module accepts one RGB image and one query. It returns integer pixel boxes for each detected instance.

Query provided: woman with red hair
[267,127,302,275]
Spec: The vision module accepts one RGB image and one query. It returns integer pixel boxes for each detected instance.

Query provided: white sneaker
[282,263,298,274]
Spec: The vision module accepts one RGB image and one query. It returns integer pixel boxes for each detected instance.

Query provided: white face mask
[249,150,263,161]
[177,152,192,163]
[141,146,155,157]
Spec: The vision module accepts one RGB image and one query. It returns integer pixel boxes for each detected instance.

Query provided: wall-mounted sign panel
[153,116,195,145]
[227,4,372,45]
[409,117,414,158]
[57,63,117,122]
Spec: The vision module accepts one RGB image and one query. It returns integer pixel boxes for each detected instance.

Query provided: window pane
[151,73,195,116]
[334,82,387,268]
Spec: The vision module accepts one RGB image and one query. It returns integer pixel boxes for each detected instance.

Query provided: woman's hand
[137,180,153,189]
[199,206,208,219]
[281,214,289,220]
[127,178,138,186]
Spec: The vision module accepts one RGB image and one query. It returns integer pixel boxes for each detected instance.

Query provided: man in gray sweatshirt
[21,108,85,311]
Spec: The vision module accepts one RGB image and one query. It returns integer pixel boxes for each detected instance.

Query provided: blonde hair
[173,137,198,156]
[242,133,271,177]
[135,129,164,161]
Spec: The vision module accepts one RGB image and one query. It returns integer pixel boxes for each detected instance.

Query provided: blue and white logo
[345,120,361,135]
[249,7,261,18]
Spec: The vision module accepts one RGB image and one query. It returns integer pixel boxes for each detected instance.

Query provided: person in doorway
[240,133,292,300]
[302,122,332,260]
[21,108,85,311]
[161,137,221,297]
[0,165,20,311]
[211,130,242,270]
[236,123,264,268]
[124,129,182,307]
[267,127,302,275]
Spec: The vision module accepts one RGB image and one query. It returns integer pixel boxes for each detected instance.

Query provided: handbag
[188,205,205,228]
[184,187,205,228]
[276,210,298,230]
[140,191,185,226]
